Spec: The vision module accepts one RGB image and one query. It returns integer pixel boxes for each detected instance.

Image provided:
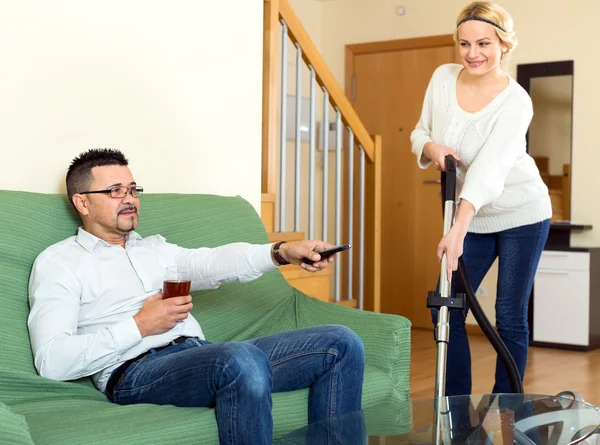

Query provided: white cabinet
[532,250,599,349]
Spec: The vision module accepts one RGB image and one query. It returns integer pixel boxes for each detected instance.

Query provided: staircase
[534,156,571,222]
[261,192,335,303]
[261,0,382,311]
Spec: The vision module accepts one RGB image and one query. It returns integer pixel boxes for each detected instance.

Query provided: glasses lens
[109,187,124,198]
[108,186,142,198]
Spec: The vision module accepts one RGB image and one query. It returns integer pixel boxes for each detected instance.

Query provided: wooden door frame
[341,35,454,312]
[344,34,455,102]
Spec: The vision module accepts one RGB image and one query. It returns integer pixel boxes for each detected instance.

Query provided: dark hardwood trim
[346,34,455,56]
[517,60,575,224]
[528,340,592,352]
[516,60,574,94]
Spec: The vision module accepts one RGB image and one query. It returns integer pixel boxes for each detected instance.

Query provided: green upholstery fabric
[0,190,411,444]
[0,401,35,445]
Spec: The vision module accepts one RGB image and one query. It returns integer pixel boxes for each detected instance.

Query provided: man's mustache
[118,206,138,215]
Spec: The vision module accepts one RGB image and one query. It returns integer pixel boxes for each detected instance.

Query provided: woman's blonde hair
[453,1,518,56]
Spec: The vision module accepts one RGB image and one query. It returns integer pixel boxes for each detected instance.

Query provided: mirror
[517,61,574,222]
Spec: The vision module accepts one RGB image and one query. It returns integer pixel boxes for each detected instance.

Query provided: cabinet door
[533,270,589,346]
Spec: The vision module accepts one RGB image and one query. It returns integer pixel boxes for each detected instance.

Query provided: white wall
[0,0,263,211]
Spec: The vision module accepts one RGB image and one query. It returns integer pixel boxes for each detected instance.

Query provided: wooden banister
[262,0,381,312]
[278,0,375,163]
[262,0,279,195]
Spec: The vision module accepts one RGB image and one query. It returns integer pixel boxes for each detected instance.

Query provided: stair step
[268,231,305,243]
[280,264,332,302]
[549,190,563,222]
[279,265,358,307]
[534,157,549,174]
[548,175,562,190]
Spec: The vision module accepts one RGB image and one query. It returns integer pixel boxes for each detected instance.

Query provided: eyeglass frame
[79,185,144,199]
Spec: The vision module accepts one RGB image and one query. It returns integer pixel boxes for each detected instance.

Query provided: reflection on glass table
[276,394,600,445]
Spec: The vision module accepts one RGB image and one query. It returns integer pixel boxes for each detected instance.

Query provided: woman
[410,1,551,395]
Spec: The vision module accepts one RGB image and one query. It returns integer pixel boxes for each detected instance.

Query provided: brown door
[348,38,455,328]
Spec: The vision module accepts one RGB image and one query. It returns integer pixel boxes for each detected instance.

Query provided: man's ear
[72,194,90,216]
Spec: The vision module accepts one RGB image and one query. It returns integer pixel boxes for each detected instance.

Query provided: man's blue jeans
[432,219,550,396]
[105,324,365,445]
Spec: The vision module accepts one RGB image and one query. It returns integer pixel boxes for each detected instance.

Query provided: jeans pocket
[115,354,149,392]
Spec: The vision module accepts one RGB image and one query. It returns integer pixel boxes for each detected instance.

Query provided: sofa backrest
[0,191,294,385]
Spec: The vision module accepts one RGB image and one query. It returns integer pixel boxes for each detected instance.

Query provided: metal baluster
[279,20,288,232]
[322,89,329,242]
[358,146,365,310]
[294,44,302,232]
[346,129,354,302]
[308,67,316,240]
[334,108,342,302]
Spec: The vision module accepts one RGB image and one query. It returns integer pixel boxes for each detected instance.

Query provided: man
[28,148,365,445]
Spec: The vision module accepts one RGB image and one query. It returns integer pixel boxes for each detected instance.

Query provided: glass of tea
[163,266,192,299]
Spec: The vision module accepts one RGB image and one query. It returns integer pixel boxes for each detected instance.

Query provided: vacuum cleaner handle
[441,154,457,204]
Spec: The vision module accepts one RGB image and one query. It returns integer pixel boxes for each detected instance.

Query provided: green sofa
[0,190,411,444]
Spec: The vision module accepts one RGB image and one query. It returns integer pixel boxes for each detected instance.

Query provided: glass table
[276,394,600,444]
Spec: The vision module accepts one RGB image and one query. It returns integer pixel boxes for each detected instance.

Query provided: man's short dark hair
[66,148,129,203]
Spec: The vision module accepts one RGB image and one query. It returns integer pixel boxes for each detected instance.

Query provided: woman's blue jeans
[432,219,550,396]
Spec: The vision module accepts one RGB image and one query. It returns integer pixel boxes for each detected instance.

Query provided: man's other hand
[133,294,193,338]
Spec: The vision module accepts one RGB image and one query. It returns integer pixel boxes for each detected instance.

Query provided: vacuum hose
[441,155,524,394]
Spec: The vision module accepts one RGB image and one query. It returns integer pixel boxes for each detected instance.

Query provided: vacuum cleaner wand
[427,154,524,397]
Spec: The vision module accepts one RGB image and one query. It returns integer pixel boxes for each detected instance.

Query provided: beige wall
[0,0,264,211]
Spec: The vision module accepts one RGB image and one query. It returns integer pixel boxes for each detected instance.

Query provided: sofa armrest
[293,291,411,399]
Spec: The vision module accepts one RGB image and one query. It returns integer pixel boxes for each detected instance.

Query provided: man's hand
[278,240,337,272]
[133,293,193,338]
[423,142,460,171]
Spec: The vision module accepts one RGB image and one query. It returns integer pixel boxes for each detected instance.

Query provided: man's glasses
[80,185,144,199]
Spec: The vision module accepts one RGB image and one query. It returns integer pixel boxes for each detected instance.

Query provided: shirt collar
[76,227,143,253]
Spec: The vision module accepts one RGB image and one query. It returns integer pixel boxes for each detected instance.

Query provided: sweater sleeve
[410,73,435,169]
[459,100,534,213]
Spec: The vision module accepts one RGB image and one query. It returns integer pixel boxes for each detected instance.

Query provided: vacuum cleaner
[426,154,523,399]
[425,155,600,444]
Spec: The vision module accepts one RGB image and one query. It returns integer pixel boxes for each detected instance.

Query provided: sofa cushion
[0,190,411,444]
[1,364,391,445]
[0,401,35,445]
